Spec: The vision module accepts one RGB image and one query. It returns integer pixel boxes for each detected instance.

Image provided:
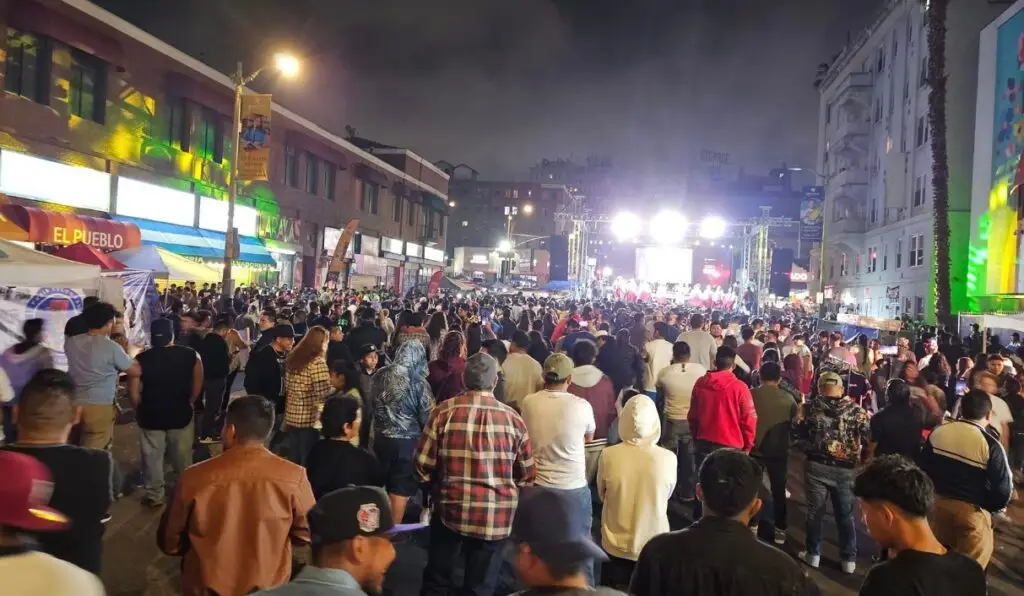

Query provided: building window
[322,162,335,200]
[829,257,835,280]
[868,247,877,273]
[914,296,924,317]
[910,233,925,267]
[284,147,298,188]
[826,102,832,124]
[392,195,403,222]
[304,153,318,195]
[874,97,882,123]
[920,54,929,87]
[196,108,224,163]
[408,201,416,226]
[904,297,912,316]
[882,244,888,270]
[870,197,878,224]
[896,238,903,268]
[4,29,48,103]
[913,175,928,207]
[361,181,379,214]
[876,45,886,72]
[916,116,929,147]
[68,49,105,123]
[166,97,189,150]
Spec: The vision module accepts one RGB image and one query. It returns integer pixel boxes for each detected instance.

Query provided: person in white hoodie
[597,394,676,589]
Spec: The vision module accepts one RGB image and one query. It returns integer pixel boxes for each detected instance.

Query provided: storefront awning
[115,216,276,266]
[0,204,141,250]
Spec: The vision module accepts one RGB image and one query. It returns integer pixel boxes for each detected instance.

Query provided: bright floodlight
[274,53,301,77]
[523,203,534,214]
[602,266,613,277]
[497,239,511,252]
[610,212,643,241]
[648,210,687,244]
[699,216,727,239]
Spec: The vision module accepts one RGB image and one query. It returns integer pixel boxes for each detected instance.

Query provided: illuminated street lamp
[523,203,534,214]
[497,239,512,253]
[222,53,300,299]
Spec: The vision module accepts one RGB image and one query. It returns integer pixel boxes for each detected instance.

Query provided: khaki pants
[79,403,116,450]
[929,496,994,568]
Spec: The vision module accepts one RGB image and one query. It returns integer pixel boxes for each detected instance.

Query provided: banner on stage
[237,94,272,181]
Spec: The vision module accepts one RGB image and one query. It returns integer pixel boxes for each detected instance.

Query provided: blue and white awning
[115,216,276,266]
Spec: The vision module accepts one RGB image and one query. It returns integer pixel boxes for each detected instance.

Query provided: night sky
[93,0,883,180]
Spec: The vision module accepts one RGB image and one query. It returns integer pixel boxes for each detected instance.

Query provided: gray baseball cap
[464,352,499,391]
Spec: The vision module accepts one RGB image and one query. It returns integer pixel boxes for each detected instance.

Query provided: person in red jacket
[688,346,757,519]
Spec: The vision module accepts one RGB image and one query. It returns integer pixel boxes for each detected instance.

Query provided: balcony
[830,115,869,156]
[832,72,873,112]
[829,167,869,191]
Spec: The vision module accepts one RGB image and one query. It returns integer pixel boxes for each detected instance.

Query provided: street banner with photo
[237,94,272,181]
[0,286,85,370]
[799,185,824,242]
[325,218,359,286]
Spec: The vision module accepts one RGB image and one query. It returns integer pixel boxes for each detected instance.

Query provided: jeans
[200,377,227,438]
[804,460,857,562]
[421,515,504,596]
[754,455,788,530]
[283,426,320,466]
[140,423,194,501]
[692,440,729,520]
[548,485,595,586]
[660,419,695,499]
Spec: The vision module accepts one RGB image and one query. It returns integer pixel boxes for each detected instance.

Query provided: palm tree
[926,0,951,324]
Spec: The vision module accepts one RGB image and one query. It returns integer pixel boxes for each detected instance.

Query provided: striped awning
[114,216,276,266]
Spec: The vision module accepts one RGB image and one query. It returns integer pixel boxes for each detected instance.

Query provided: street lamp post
[787,165,833,310]
[222,54,300,301]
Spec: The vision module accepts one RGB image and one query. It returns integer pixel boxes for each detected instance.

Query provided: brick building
[0,0,448,291]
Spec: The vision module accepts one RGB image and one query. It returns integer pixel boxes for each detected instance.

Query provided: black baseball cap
[309,486,422,545]
[151,318,174,347]
[269,323,295,339]
[511,487,607,566]
[355,343,378,358]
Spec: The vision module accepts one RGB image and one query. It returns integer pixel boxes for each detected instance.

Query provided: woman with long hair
[0,318,53,442]
[284,325,332,465]
[541,311,556,341]
[527,330,552,367]
[781,353,805,403]
[613,328,645,392]
[427,331,467,402]
[465,321,483,356]
[370,341,432,525]
[425,311,447,360]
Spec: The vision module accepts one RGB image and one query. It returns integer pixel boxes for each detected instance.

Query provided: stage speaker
[769,248,794,297]
[549,234,569,281]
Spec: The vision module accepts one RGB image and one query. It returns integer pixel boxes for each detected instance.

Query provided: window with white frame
[896,238,903,268]
[868,246,877,273]
[910,234,924,267]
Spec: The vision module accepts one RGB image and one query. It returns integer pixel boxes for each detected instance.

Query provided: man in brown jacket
[158,395,316,596]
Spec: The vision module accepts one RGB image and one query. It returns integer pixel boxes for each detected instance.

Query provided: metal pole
[223,61,243,300]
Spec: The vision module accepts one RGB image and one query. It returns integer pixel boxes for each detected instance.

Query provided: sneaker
[773,528,787,545]
[840,561,856,575]
[749,524,759,536]
[141,496,164,508]
[198,436,220,445]
[797,552,820,568]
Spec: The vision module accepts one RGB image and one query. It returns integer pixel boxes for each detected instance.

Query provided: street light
[222,53,301,299]
[449,200,456,207]
[522,203,534,214]
[497,239,512,252]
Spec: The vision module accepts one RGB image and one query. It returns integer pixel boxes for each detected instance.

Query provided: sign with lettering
[256,213,301,245]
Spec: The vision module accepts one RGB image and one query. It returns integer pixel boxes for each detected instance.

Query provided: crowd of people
[0,280,1019,596]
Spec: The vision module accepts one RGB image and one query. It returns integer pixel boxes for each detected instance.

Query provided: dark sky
[93,0,883,180]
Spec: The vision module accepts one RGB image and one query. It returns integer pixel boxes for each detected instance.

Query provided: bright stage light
[602,266,613,277]
[699,216,727,239]
[648,210,687,244]
[610,212,643,241]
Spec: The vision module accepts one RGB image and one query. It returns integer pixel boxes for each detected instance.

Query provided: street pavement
[99,391,1024,596]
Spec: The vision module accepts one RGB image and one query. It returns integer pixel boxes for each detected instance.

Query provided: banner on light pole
[237,94,272,181]
[799,185,824,243]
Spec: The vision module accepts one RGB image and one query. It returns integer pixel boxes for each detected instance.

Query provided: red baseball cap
[0,451,68,531]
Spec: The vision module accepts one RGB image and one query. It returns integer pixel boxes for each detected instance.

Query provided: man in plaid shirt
[416,352,536,596]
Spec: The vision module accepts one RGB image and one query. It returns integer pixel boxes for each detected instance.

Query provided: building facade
[814,0,1003,321]
[0,0,448,292]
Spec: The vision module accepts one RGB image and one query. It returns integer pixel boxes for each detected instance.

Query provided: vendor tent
[957,313,1024,349]
[0,238,101,289]
[110,245,219,284]
[54,242,125,271]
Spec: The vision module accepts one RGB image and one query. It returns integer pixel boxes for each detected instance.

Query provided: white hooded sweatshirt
[597,393,677,561]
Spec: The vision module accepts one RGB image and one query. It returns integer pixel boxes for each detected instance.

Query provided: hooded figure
[370,341,433,440]
[597,395,677,562]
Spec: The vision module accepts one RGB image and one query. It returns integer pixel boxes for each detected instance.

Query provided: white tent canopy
[0,238,101,290]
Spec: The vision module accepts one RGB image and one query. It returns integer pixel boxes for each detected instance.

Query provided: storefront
[381,236,406,292]
[0,203,141,250]
[256,213,303,288]
[422,245,446,284]
[403,242,425,292]
[352,235,386,288]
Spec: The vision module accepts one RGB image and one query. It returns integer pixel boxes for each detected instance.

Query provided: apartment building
[0,0,448,291]
[814,0,1003,321]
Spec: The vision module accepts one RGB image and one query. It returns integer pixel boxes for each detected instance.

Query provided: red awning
[0,204,142,250]
[53,242,125,271]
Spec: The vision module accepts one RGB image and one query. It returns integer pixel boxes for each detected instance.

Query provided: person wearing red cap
[0,450,105,595]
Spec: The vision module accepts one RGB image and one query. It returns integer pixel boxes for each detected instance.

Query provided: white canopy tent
[0,238,102,290]
[958,313,1024,350]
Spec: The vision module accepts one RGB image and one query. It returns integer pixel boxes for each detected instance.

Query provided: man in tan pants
[64,302,140,450]
[918,389,1013,569]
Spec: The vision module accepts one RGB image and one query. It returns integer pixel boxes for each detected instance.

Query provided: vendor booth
[957,313,1024,350]
[110,245,220,286]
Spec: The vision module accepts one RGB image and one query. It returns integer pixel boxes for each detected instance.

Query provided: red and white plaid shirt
[415,390,535,540]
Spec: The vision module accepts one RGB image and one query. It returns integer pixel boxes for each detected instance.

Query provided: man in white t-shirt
[0,451,105,595]
[656,340,707,502]
[502,331,544,409]
[520,352,597,586]
[643,323,675,398]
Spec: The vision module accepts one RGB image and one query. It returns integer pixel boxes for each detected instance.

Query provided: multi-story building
[814,0,1003,321]
[0,0,448,292]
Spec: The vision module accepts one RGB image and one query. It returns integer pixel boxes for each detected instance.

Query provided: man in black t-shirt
[128,319,204,507]
[1,369,112,573]
[192,313,231,443]
[855,455,986,596]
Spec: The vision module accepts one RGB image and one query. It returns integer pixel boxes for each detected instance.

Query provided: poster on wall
[237,94,272,181]
[990,11,1024,293]
[0,286,84,370]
